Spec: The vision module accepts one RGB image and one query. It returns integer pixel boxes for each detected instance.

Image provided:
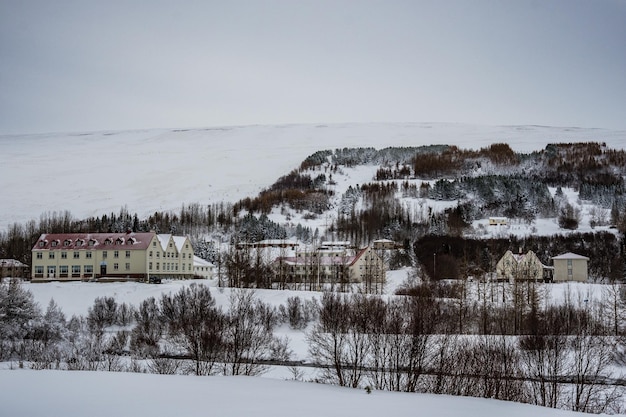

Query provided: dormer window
[116,238,124,245]
[39,241,45,248]
[89,239,96,246]
[76,240,83,247]
[51,241,58,247]
[64,239,72,246]
[105,238,112,245]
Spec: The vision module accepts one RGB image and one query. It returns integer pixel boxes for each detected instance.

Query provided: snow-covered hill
[0,369,590,417]
[3,122,625,232]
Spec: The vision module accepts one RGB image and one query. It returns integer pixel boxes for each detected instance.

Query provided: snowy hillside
[0,370,589,417]
[2,122,625,232]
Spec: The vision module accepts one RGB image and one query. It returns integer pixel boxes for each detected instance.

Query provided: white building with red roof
[274,243,384,292]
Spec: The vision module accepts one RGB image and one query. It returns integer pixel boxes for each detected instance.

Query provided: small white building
[551,252,589,282]
[489,217,509,226]
[193,256,215,280]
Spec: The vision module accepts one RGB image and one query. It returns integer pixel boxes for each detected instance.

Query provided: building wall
[33,245,148,281]
[553,258,588,282]
[32,233,194,282]
[495,250,543,282]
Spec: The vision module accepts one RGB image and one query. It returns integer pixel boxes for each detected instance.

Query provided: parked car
[148,275,162,284]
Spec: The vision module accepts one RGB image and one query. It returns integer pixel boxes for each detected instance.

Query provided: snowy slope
[0,369,593,417]
[2,122,625,232]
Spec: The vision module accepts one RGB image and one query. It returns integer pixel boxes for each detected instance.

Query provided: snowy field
[1,274,622,416]
[0,370,589,417]
[2,122,625,232]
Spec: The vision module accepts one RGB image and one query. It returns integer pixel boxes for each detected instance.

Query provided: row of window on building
[36,250,134,260]
[148,251,190,259]
[147,262,193,271]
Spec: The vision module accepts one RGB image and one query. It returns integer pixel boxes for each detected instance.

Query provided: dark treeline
[0,202,237,268]
[414,233,624,282]
[234,170,333,215]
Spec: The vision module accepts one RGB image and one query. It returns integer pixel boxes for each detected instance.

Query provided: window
[51,241,58,247]
[567,259,573,267]
[182,264,185,271]
[89,240,95,246]
[73,252,80,259]
[156,263,160,270]
[39,241,45,248]
[157,252,160,258]
[125,250,131,258]
[188,263,192,271]
[59,265,68,274]
[36,252,42,259]
[153,241,156,247]
[64,240,71,247]
[114,250,119,258]
[149,262,152,270]
[114,263,119,271]
[49,253,55,259]
[35,266,43,274]
[125,263,130,271]
[76,240,83,247]
[84,265,93,274]
[72,265,80,274]
[182,253,186,259]
[86,251,92,259]
[103,251,107,258]
[149,251,153,257]
[61,252,67,259]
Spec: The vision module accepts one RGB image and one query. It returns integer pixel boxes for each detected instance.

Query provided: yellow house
[31,232,194,282]
[551,252,589,282]
[495,250,545,282]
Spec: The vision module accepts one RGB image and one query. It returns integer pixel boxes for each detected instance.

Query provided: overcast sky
[1,0,625,134]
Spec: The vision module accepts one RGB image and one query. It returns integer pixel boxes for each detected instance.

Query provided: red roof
[32,232,156,251]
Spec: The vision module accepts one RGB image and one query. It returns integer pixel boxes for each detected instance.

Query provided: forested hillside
[1,142,625,281]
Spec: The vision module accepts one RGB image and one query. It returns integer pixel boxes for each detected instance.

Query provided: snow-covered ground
[0,369,590,417]
[2,122,625,232]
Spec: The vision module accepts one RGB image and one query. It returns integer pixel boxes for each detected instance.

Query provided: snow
[0,369,587,417]
[3,122,626,415]
[2,122,625,232]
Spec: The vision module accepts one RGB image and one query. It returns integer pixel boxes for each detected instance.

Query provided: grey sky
[1,0,625,134]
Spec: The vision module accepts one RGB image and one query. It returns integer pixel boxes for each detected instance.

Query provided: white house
[193,256,215,279]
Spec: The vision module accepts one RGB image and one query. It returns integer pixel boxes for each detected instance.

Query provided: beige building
[274,244,385,290]
[551,252,589,282]
[31,232,194,282]
[495,250,545,282]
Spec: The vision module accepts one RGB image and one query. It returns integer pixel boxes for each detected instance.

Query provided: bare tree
[160,284,224,376]
[223,290,278,376]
